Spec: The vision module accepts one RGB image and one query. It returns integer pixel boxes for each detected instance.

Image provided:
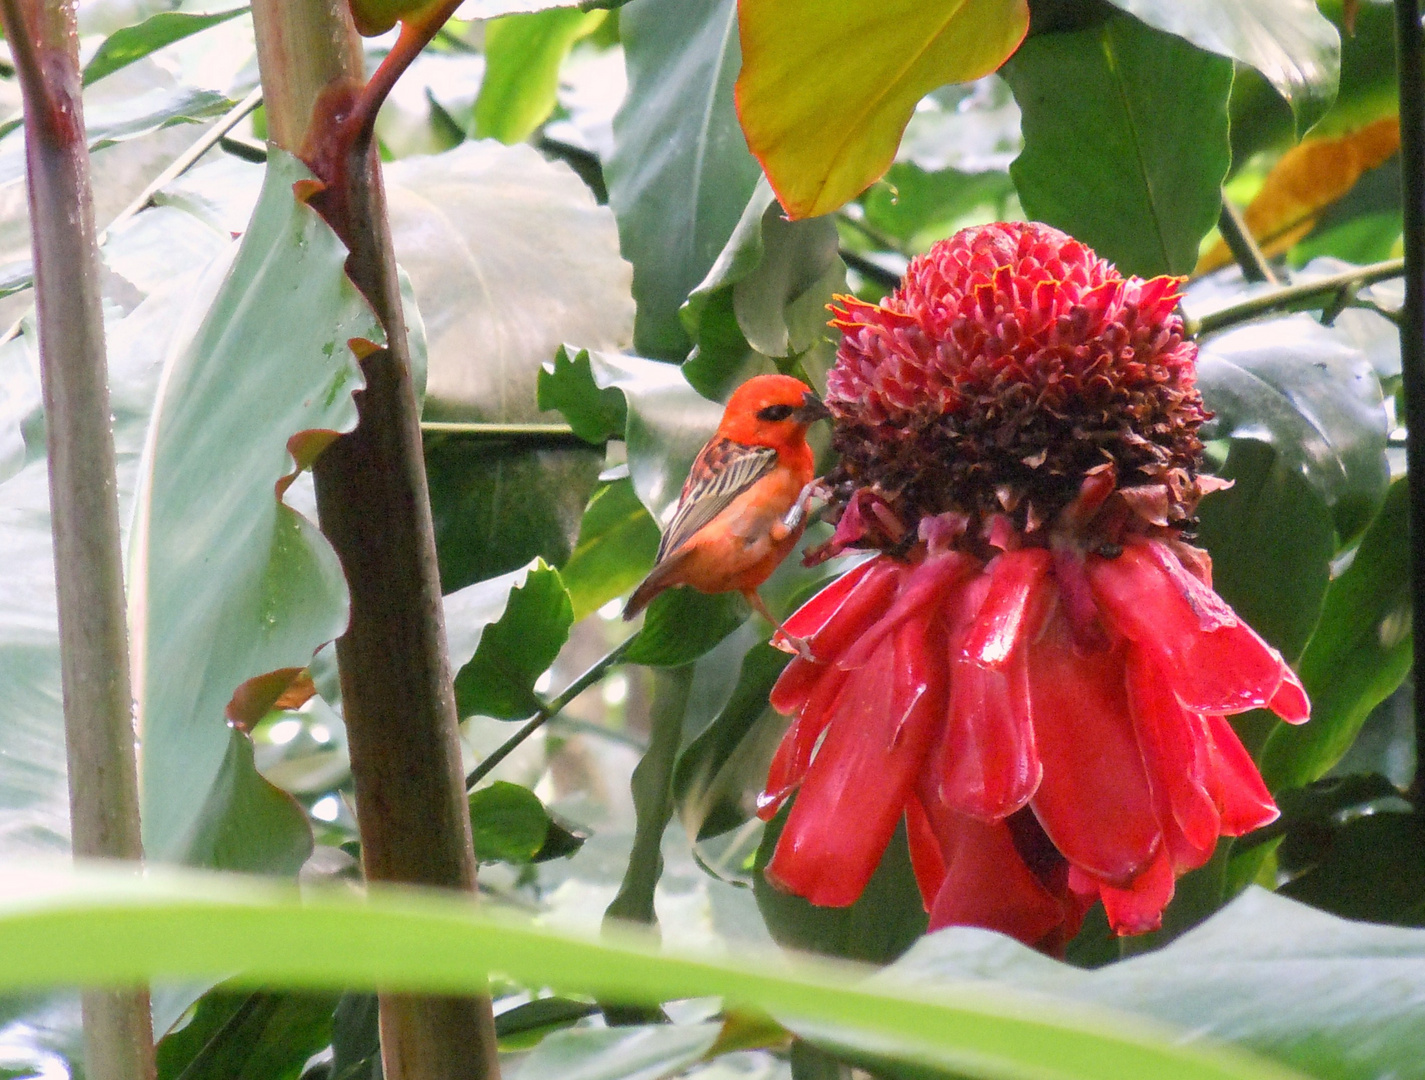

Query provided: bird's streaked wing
[656,441,779,562]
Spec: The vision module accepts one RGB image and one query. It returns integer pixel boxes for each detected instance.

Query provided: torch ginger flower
[758,222,1308,951]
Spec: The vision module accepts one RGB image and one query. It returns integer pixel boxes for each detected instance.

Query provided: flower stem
[1394,0,1425,807]
[0,2,154,1077]
[465,638,634,789]
[1186,257,1405,338]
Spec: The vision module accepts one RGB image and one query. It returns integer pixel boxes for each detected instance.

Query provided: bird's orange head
[714,374,830,452]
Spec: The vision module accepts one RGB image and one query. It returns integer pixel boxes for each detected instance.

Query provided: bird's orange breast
[671,466,809,595]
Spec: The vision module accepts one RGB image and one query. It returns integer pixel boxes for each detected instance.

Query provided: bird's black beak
[793,391,831,424]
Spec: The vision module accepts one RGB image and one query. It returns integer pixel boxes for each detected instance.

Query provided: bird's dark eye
[757,404,795,421]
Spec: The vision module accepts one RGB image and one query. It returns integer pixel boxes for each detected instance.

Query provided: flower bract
[759,222,1309,949]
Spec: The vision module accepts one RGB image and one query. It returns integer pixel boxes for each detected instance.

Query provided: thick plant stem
[1396,0,1425,805]
[250,2,499,1077]
[0,2,154,1079]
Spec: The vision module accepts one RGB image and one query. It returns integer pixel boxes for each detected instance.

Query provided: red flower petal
[905,794,947,912]
[1027,613,1160,884]
[1125,646,1220,871]
[765,611,944,907]
[940,644,1040,820]
[1202,713,1280,835]
[920,797,1067,944]
[1270,666,1310,724]
[959,549,1052,669]
[1087,541,1287,715]
[837,553,974,671]
[1079,848,1177,935]
[758,663,848,819]
[783,557,880,642]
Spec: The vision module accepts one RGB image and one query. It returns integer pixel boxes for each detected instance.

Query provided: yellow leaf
[1197,115,1399,274]
[735,0,1028,219]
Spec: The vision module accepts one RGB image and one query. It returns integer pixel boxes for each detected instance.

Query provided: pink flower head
[760,223,1308,950]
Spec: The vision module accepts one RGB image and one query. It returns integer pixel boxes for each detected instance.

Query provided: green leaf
[734,0,1029,219]
[538,346,629,445]
[1195,440,1334,663]
[605,0,763,359]
[494,997,598,1045]
[755,802,928,965]
[82,7,250,86]
[382,141,633,423]
[454,561,573,720]
[0,79,231,176]
[680,179,845,398]
[0,859,1343,1080]
[560,477,661,622]
[179,730,313,876]
[130,150,376,866]
[1003,15,1233,277]
[576,350,723,521]
[469,781,553,863]
[860,886,1423,1080]
[860,161,1019,255]
[425,434,603,594]
[1103,0,1339,136]
[1260,478,1412,791]
[606,666,695,928]
[1196,314,1389,542]
[156,986,337,1080]
[673,643,789,840]
[624,589,748,668]
[473,8,606,144]
[518,1023,722,1080]
[1279,808,1425,927]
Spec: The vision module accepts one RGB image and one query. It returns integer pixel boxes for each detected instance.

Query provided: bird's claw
[771,630,815,662]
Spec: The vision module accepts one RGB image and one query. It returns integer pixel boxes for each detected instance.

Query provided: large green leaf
[454,561,573,720]
[755,804,928,966]
[605,0,763,360]
[735,0,1029,219]
[1195,440,1334,663]
[1003,15,1233,277]
[540,348,722,528]
[473,8,607,144]
[673,642,788,840]
[82,7,250,86]
[130,150,378,865]
[1195,314,1388,543]
[383,142,633,423]
[0,860,1315,1080]
[518,1023,722,1080]
[559,477,661,623]
[156,986,337,1080]
[0,65,232,182]
[624,589,749,668]
[856,886,1425,1080]
[1260,479,1412,791]
[1104,0,1339,135]
[681,179,843,399]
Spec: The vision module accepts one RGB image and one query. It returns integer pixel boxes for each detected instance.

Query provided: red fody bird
[624,374,829,645]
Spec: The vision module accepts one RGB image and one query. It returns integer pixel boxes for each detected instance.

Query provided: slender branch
[1216,196,1279,285]
[1394,0,1425,808]
[835,210,908,258]
[1187,258,1405,338]
[465,638,634,789]
[0,1,154,1078]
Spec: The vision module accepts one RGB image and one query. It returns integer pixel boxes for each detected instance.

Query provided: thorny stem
[250,1,499,1077]
[465,638,635,789]
[1394,0,1425,806]
[1187,257,1406,338]
[0,1,154,1078]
